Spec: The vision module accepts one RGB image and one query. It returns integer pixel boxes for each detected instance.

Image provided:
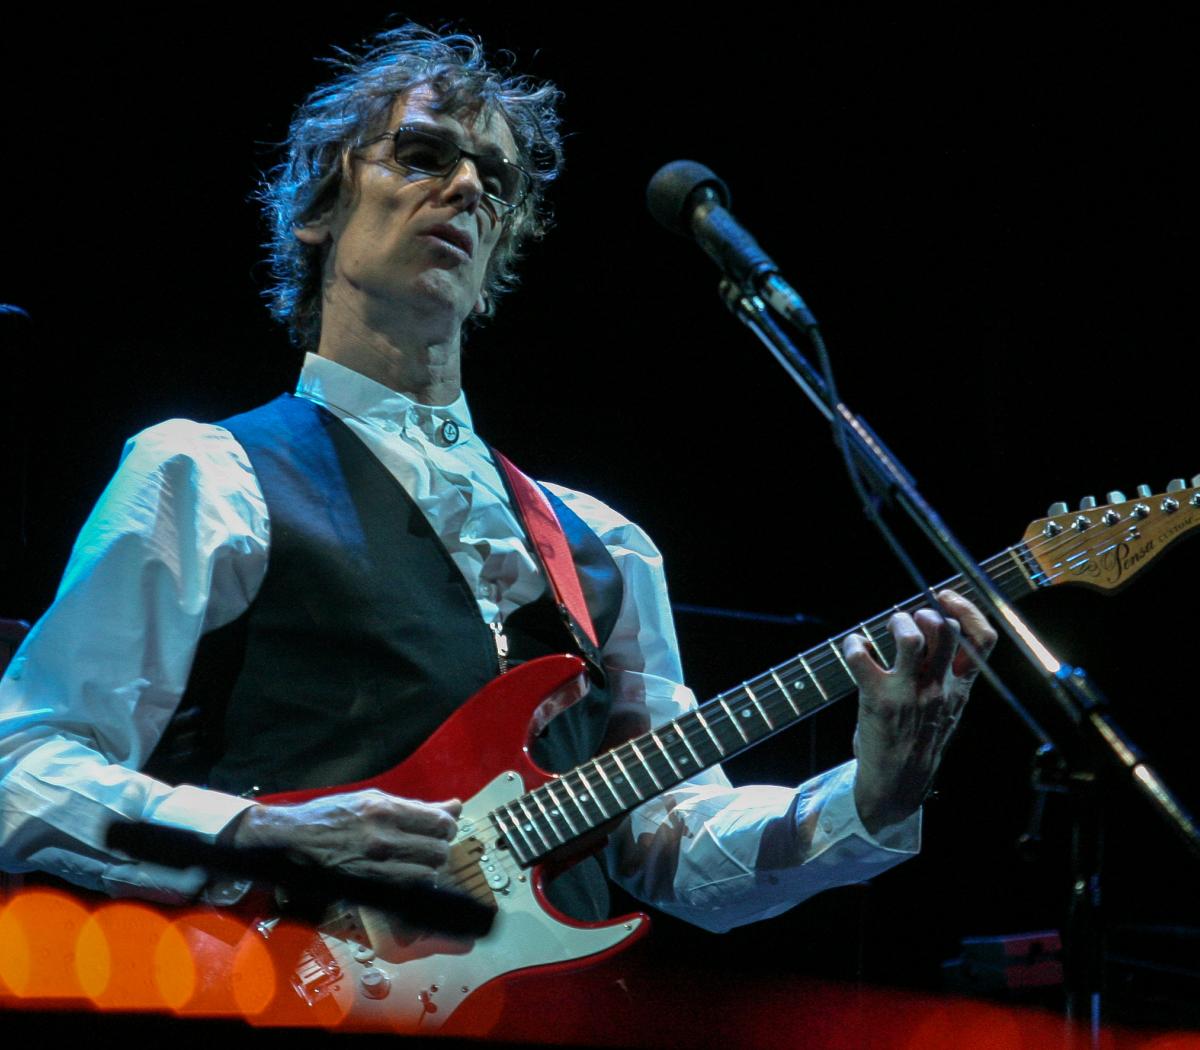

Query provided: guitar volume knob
[360,966,392,999]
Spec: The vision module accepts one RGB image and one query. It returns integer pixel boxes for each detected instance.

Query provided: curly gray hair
[259,24,564,349]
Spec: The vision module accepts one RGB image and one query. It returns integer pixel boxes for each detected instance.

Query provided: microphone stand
[717,278,1200,1039]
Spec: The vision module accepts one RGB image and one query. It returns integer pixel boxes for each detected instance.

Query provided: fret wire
[530,787,567,845]
[870,614,898,655]
[544,781,581,836]
[781,663,809,695]
[827,639,854,681]
[719,697,751,744]
[798,654,828,700]
[694,709,727,756]
[515,797,553,853]
[761,691,794,729]
[651,730,683,779]
[858,622,889,667]
[493,807,533,863]
[769,670,800,715]
[671,722,703,769]
[593,758,629,810]
[558,775,594,830]
[743,681,773,729]
[610,751,646,801]
[577,767,612,821]
[629,741,664,791]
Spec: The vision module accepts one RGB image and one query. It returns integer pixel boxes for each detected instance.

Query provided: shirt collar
[295,352,474,439]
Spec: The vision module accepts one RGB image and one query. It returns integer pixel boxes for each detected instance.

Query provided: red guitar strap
[492,449,601,652]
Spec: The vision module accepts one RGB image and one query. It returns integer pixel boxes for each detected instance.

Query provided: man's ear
[294,212,333,247]
[294,155,352,247]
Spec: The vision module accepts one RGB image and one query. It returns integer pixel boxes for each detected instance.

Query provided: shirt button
[822,817,834,833]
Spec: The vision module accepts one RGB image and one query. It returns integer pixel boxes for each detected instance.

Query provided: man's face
[303,85,518,337]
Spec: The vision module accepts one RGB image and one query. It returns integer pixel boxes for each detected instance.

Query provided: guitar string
[531,549,1054,847]
[486,498,1190,860]
[715,501,1153,688]
[499,528,1117,851]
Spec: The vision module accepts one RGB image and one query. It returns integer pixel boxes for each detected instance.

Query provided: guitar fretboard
[491,543,1041,867]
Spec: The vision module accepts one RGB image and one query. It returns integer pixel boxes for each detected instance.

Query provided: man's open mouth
[424,224,473,258]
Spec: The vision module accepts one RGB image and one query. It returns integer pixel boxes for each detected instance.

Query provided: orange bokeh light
[238,920,349,1029]
[230,918,278,1019]
[0,888,91,1000]
[76,899,174,1010]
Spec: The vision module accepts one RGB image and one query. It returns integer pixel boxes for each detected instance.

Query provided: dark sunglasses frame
[359,126,532,213]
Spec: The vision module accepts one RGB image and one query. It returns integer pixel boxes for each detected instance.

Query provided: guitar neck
[492,542,1042,867]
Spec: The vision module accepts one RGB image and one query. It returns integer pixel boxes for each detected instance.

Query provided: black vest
[146,395,624,917]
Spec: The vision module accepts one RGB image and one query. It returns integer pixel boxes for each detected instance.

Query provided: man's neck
[315,309,463,406]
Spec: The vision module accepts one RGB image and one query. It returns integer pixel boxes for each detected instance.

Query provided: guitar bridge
[291,933,343,1006]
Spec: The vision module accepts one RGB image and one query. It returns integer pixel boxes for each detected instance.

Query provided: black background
[1,3,1196,1024]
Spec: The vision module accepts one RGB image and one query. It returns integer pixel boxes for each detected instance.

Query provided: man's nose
[440,157,486,214]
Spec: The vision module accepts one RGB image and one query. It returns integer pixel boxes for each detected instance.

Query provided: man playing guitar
[0,22,995,1019]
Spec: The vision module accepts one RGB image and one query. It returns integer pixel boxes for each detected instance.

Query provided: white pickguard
[311,772,645,1032]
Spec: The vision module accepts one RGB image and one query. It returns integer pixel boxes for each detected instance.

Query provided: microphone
[646,161,817,329]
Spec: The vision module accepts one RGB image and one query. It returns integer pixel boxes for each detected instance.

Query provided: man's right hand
[230,791,462,886]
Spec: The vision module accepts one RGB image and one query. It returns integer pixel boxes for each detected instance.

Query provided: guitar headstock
[1022,477,1200,592]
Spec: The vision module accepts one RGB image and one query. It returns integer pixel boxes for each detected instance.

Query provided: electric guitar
[250,479,1200,1032]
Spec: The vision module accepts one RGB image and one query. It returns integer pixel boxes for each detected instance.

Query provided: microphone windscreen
[646,160,730,235]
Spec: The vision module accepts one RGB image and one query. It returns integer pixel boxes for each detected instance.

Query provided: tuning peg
[1192,475,1200,487]
[1106,490,1127,504]
[1136,484,1152,498]
[1079,496,1097,510]
[1166,478,1186,493]
[1047,501,1069,516]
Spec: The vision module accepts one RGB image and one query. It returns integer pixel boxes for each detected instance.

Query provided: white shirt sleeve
[544,483,920,934]
[0,421,267,901]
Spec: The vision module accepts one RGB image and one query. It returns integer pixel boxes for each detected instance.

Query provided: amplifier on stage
[943,930,1064,994]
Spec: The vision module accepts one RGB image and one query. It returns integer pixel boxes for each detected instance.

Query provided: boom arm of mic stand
[720,280,1200,862]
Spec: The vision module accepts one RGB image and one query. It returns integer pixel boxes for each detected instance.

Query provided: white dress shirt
[0,354,918,930]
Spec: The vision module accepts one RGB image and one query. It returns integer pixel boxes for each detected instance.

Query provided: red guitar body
[257,654,649,1034]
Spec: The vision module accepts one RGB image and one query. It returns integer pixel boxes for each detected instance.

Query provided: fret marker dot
[794,681,804,690]
[681,757,690,764]
[524,823,533,832]
[741,710,751,718]
[580,795,590,804]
